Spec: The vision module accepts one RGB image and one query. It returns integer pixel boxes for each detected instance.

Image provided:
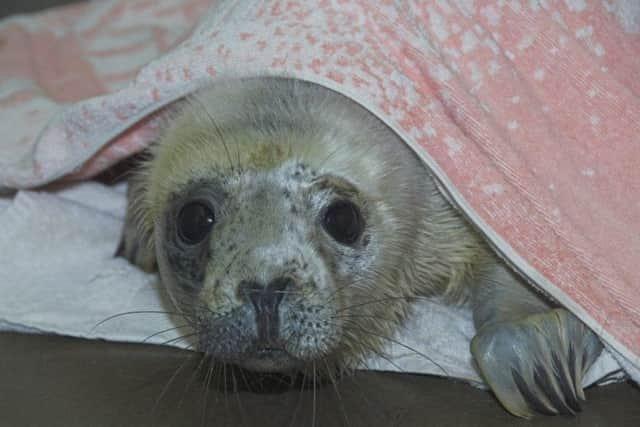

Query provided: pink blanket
[1,0,639,378]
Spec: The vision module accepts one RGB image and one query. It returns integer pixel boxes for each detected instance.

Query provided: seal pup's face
[138,78,443,373]
[158,159,375,372]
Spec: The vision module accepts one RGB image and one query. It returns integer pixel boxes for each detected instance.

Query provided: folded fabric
[0,0,638,384]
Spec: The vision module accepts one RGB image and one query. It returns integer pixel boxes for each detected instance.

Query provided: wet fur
[119,77,602,418]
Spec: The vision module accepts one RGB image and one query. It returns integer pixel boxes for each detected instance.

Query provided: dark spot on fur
[165,246,209,289]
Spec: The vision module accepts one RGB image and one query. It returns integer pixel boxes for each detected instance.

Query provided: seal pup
[118,77,602,418]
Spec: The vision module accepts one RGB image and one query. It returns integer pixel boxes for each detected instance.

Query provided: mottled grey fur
[119,77,602,418]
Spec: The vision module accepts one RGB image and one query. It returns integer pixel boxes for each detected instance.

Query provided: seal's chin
[238,347,301,373]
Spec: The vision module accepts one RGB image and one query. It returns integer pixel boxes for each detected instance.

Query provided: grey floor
[1,332,639,427]
[0,0,80,18]
[1,1,639,426]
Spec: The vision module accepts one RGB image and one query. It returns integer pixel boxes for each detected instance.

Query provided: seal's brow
[310,174,360,198]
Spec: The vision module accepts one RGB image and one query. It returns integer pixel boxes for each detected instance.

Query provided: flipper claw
[471,308,602,418]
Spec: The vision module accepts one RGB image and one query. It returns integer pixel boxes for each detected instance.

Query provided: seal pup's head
[133,77,479,373]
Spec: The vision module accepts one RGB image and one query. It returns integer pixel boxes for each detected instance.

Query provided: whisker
[189,95,236,172]
[335,295,427,313]
[152,348,198,415]
[312,361,317,427]
[222,362,231,421]
[287,367,307,427]
[89,310,189,334]
[142,324,192,343]
[322,277,369,304]
[179,352,208,408]
[342,368,380,422]
[331,313,401,321]
[362,345,407,374]
[231,367,249,427]
[272,289,305,296]
[322,359,351,427]
[237,364,251,393]
[340,320,449,376]
[160,333,197,346]
[200,355,214,427]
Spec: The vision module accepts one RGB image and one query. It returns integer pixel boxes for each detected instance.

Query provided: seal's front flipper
[470,263,603,417]
[471,307,602,417]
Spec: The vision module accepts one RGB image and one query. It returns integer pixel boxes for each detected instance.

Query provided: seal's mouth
[239,346,300,372]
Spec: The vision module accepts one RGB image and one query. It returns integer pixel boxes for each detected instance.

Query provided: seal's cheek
[278,296,341,360]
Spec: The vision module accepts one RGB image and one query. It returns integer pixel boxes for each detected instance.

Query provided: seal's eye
[177,202,215,245]
[323,200,364,245]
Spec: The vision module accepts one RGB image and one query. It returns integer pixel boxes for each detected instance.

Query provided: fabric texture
[0,0,638,381]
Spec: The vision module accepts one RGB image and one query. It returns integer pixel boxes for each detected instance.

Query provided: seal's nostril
[239,277,294,344]
[239,277,292,314]
[266,277,293,308]
[239,280,264,311]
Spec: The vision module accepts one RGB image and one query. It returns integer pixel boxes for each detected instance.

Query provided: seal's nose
[241,277,290,313]
[240,277,292,343]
